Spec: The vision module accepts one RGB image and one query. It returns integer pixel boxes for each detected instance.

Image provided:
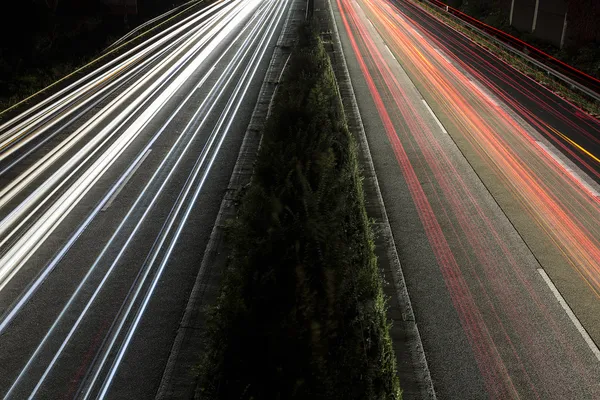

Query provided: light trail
[0,0,248,292]
[0,0,229,147]
[0,0,238,211]
[355,0,600,297]
[336,0,600,397]
[90,7,287,397]
[1,0,290,397]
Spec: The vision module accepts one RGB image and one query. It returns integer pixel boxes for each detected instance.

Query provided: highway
[331,0,600,398]
[0,0,291,398]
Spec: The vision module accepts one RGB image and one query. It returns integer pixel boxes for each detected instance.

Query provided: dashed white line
[469,80,499,107]
[385,44,397,61]
[434,48,452,65]
[537,268,600,362]
[536,141,600,198]
[411,27,423,39]
[422,99,447,134]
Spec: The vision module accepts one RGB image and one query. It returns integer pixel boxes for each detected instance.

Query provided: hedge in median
[196,23,401,400]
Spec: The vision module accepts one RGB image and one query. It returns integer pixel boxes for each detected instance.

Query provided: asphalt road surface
[330,0,600,398]
[0,0,291,398]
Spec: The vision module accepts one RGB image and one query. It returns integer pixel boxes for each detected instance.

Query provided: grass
[195,23,401,400]
[415,0,600,117]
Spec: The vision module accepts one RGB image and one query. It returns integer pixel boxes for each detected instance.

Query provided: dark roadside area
[0,0,203,117]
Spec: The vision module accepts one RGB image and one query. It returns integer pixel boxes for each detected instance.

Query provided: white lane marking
[469,80,499,107]
[538,268,600,362]
[368,19,374,28]
[422,99,447,134]
[385,44,397,61]
[536,141,600,198]
[411,27,423,39]
[434,48,452,65]
[101,149,152,211]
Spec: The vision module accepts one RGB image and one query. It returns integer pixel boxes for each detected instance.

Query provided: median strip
[196,23,401,399]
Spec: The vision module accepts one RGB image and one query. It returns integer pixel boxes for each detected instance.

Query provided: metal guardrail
[417,0,600,103]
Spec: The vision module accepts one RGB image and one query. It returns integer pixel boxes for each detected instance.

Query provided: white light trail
[3,0,288,396]
[0,0,249,292]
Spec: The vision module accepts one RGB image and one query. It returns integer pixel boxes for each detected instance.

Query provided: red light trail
[335,0,600,397]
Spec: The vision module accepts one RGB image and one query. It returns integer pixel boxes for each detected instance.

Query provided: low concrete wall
[510,0,537,32]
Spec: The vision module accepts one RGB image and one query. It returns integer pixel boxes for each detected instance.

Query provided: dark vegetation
[196,24,401,400]
[455,0,600,80]
[0,0,193,111]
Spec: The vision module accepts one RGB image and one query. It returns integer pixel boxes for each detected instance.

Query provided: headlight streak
[0,0,238,165]
[337,0,600,397]
[92,6,286,398]
[0,0,262,339]
[0,0,229,146]
[0,61,216,336]
[0,20,205,177]
[2,0,285,396]
[0,0,248,293]
[0,0,237,212]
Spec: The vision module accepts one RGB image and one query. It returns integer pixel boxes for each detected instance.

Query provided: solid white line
[536,141,600,198]
[422,99,447,134]
[101,149,152,211]
[368,19,374,28]
[538,268,600,362]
